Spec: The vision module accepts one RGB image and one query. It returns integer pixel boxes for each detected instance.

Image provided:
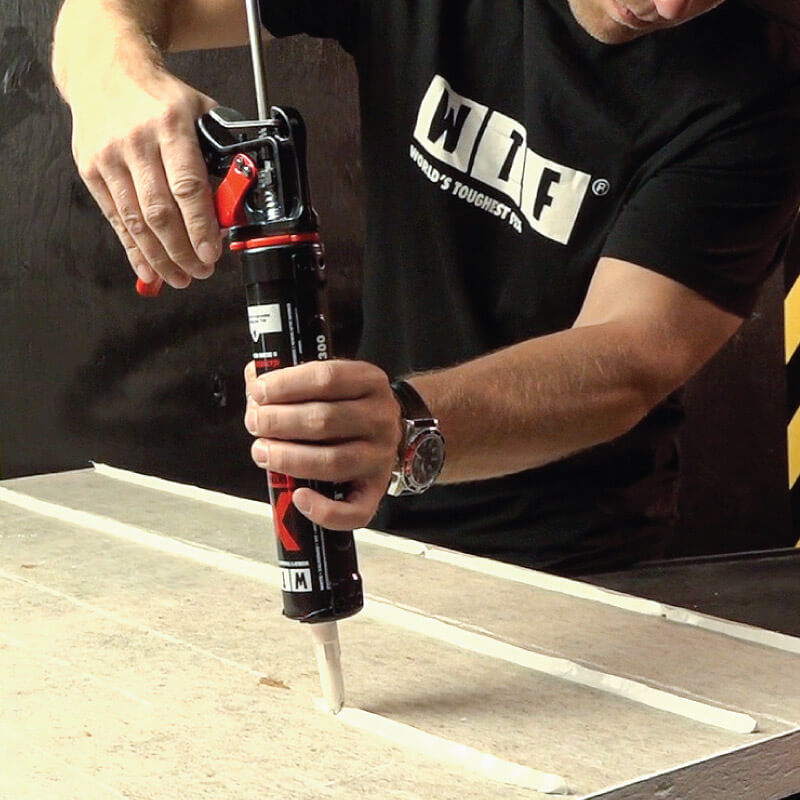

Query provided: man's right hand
[69,67,223,289]
[52,0,255,289]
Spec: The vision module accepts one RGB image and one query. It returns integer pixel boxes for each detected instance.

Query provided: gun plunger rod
[244,0,271,119]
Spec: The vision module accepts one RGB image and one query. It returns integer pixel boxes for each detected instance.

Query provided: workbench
[1,466,798,799]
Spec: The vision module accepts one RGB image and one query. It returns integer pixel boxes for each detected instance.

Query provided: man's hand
[69,68,222,289]
[52,0,253,289]
[244,360,403,531]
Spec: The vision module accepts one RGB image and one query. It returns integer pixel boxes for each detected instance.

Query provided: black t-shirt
[259,0,800,573]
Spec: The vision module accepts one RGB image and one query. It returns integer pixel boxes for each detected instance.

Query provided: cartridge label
[248,303,282,342]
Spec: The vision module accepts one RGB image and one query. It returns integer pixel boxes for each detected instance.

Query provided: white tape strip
[89,463,800,656]
[0,486,277,582]
[0,485,758,734]
[327,703,570,794]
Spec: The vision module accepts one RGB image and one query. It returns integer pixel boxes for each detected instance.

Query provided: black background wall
[1,2,794,558]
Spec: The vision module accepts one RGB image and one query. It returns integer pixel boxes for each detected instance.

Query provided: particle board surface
[1,468,799,799]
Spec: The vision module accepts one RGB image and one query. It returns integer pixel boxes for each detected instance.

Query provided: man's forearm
[409,323,669,483]
[53,1,166,103]
[52,0,249,102]
[242,259,742,530]
[409,257,743,484]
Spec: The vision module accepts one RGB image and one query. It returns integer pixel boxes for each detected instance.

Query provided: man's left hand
[244,359,402,530]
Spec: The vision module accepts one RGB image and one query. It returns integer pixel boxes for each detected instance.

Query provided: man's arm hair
[53,0,251,97]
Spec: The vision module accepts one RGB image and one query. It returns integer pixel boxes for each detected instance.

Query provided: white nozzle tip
[310,621,345,715]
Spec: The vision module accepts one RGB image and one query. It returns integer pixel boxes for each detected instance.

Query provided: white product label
[281,567,313,593]
[248,304,282,342]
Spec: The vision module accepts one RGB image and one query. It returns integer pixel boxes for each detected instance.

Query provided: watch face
[408,432,445,491]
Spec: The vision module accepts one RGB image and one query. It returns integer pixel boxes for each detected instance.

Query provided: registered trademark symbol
[592,178,610,196]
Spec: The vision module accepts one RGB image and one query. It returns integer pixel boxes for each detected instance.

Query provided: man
[52,0,800,573]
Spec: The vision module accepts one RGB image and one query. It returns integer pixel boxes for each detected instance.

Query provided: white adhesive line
[328,703,571,794]
[1,565,570,795]
[3,568,569,797]
[89,463,800,656]
[0,486,758,735]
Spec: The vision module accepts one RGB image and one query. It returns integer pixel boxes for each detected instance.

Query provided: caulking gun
[136,0,364,713]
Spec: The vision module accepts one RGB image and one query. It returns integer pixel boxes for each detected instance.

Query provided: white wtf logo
[412,75,592,245]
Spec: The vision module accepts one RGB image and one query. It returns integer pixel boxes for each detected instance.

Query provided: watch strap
[390,379,435,422]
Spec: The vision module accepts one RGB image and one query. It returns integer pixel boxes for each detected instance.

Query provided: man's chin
[582,21,646,44]
[567,0,655,44]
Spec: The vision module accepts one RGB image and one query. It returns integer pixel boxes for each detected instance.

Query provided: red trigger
[214,153,258,228]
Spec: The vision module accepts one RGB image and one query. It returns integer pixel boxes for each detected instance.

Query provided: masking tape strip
[0,485,757,734]
[90,463,800,656]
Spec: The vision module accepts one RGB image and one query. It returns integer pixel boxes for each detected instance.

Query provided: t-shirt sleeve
[601,106,800,318]
[259,0,361,52]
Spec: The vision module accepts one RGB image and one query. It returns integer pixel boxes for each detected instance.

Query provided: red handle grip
[136,277,165,297]
[134,152,257,298]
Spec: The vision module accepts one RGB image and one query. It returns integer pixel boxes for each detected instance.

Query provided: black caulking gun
[136,0,364,713]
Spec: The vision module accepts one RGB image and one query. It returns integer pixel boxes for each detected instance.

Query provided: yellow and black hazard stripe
[783,224,800,547]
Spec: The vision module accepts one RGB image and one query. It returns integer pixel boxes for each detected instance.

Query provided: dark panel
[674,267,793,556]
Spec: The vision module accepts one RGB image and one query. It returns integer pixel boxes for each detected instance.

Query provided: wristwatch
[387,380,446,497]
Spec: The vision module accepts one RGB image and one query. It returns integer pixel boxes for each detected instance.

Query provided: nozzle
[310,621,345,714]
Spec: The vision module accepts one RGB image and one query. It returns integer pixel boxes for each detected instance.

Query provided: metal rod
[244,0,270,120]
